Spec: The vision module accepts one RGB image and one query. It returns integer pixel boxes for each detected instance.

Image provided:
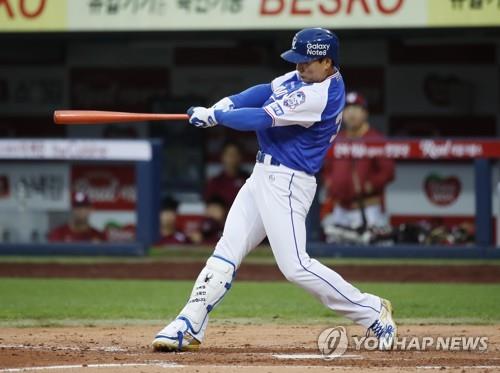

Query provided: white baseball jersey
[260,70,345,175]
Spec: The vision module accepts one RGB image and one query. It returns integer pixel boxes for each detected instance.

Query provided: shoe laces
[367,320,394,339]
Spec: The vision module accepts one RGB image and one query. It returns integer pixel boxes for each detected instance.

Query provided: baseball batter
[153,28,397,352]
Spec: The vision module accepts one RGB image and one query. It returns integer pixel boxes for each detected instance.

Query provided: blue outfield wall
[0,243,145,256]
[0,242,499,259]
[307,243,500,259]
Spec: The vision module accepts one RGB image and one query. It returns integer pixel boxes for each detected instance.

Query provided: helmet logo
[292,36,297,50]
[306,42,330,57]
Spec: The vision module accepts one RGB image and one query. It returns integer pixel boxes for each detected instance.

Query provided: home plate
[273,354,363,360]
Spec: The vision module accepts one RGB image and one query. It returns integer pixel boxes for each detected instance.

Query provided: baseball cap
[345,91,368,108]
[281,28,339,67]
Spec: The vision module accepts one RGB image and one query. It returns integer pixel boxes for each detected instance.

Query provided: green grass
[1,278,499,327]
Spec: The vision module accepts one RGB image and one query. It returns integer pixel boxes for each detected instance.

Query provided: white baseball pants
[213,159,381,328]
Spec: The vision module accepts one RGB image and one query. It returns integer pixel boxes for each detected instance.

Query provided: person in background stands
[205,141,249,209]
[48,192,106,243]
[188,196,227,245]
[156,197,190,246]
[322,91,395,232]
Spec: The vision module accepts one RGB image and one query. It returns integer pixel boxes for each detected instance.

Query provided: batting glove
[211,97,234,112]
[187,106,218,128]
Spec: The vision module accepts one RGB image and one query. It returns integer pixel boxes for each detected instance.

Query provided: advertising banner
[0,162,70,211]
[384,162,500,217]
[67,0,425,31]
[0,140,152,161]
[386,163,473,215]
[2,0,498,32]
[0,0,66,31]
[428,0,500,27]
[72,165,136,211]
[330,139,500,160]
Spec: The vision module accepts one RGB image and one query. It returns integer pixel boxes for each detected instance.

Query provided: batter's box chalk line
[0,343,127,352]
[272,353,363,360]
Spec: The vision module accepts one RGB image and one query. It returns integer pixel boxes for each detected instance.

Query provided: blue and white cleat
[152,318,201,352]
[368,298,397,350]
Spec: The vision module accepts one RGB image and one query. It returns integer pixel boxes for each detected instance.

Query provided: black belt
[256,151,280,166]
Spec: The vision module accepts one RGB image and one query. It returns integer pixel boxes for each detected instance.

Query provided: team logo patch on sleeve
[269,102,284,116]
[283,91,306,110]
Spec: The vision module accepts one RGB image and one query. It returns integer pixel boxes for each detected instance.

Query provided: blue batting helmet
[281,28,339,67]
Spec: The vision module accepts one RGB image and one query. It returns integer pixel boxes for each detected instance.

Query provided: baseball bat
[53,110,189,125]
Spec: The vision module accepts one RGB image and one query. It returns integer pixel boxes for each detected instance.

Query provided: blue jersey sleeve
[215,108,273,131]
[229,84,273,109]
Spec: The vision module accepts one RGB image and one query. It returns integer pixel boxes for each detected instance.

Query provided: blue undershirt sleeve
[229,84,273,109]
[214,108,273,131]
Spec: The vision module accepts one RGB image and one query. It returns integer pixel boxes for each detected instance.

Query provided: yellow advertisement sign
[67,0,426,31]
[0,0,66,31]
[429,0,500,27]
[1,0,500,32]
[64,0,500,31]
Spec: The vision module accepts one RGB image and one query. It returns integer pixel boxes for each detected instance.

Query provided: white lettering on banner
[306,42,330,56]
[451,144,483,158]
[420,141,452,159]
[72,166,136,210]
[0,140,152,161]
[333,142,410,159]
[419,140,483,159]
[385,143,410,158]
[74,178,135,205]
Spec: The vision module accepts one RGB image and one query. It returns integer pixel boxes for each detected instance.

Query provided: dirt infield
[2,259,498,371]
[0,324,499,372]
[1,261,500,282]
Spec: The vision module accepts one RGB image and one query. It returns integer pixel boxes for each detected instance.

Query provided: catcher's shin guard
[178,255,235,335]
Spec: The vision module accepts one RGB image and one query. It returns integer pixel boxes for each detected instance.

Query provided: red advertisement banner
[72,165,135,210]
[330,139,500,160]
